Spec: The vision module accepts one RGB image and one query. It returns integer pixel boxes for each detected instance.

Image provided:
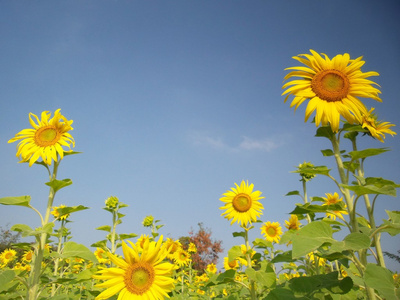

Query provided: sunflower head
[8,109,75,166]
[360,108,396,142]
[51,205,69,221]
[282,50,381,132]
[285,215,301,231]
[206,263,217,274]
[219,180,264,227]
[260,221,283,243]
[93,235,174,299]
[322,192,348,220]
[173,249,191,267]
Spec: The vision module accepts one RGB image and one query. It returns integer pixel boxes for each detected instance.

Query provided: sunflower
[322,192,348,220]
[261,221,283,243]
[188,242,197,253]
[162,238,182,260]
[219,180,264,227]
[8,109,75,167]
[223,257,239,270]
[282,50,381,132]
[0,248,17,265]
[206,263,217,274]
[51,205,69,221]
[93,235,175,300]
[360,108,396,142]
[94,248,110,264]
[173,249,191,267]
[284,215,301,231]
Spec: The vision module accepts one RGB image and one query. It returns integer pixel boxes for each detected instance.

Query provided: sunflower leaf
[45,179,72,193]
[348,148,390,160]
[364,264,396,300]
[57,205,89,218]
[0,195,31,208]
[61,241,96,261]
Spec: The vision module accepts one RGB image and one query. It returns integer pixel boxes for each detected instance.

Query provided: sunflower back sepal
[315,126,335,139]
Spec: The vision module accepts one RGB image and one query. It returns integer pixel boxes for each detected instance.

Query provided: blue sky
[1,1,399,271]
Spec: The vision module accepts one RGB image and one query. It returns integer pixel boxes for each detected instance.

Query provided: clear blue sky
[1,1,399,271]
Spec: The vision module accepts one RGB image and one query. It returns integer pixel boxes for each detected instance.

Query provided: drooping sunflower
[322,192,348,220]
[219,180,264,227]
[93,235,175,300]
[282,50,382,132]
[8,109,75,166]
[284,215,301,231]
[360,108,396,142]
[260,221,283,243]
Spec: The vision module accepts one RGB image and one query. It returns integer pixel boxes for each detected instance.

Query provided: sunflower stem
[27,160,59,300]
[302,179,312,223]
[244,226,257,300]
[351,139,386,268]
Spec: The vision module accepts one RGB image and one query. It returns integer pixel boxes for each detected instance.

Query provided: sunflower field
[1,50,399,300]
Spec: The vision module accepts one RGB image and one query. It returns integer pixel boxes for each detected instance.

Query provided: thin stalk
[244,227,257,300]
[27,160,60,300]
[351,139,386,268]
[302,179,312,223]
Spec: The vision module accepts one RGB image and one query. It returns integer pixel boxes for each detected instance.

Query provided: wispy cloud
[189,132,280,152]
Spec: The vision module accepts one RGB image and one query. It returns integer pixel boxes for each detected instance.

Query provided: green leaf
[291,221,334,258]
[329,232,371,253]
[315,126,335,139]
[0,270,16,292]
[271,251,296,263]
[63,151,82,157]
[228,245,243,262]
[285,190,300,196]
[348,148,389,160]
[341,183,397,197]
[292,165,331,176]
[289,203,344,215]
[232,231,246,239]
[0,195,31,208]
[57,205,89,218]
[289,272,352,295]
[61,241,96,261]
[253,238,272,249]
[364,264,396,300]
[381,210,400,236]
[119,233,138,240]
[264,288,303,300]
[45,178,72,193]
[11,224,34,237]
[321,149,334,156]
[96,225,112,232]
[215,269,236,283]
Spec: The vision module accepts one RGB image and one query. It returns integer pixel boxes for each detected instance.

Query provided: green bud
[297,161,316,181]
[105,196,119,209]
[142,215,154,227]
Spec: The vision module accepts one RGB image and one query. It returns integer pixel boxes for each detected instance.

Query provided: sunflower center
[125,262,155,295]
[5,252,13,259]
[34,126,61,147]
[311,69,349,102]
[232,193,252,212]
[228,260,237,268]
[267,227,277,237]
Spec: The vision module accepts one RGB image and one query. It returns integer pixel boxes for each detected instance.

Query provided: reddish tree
[183,223,223,273]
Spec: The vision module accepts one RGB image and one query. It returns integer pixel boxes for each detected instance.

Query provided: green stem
[330,134,357,232]
[27,161,59,300]
[111,210,117,254]
[302,179,312,223]
[351,139,386,268]
[244,227,257,300]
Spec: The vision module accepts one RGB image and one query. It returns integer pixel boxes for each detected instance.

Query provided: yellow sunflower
[223,257,239,270]
[322,192,348,220]
[188,242,197,253]
[94,248,110,264]
[173,249,191,267]
[219,180,264,227]
[260,221,283,243]
[284,215,301,231]
[162,238,182,260]
[206,263,217,274]
[0,248,17,265]
[282,50,381,132]
[51,205,70,221]
[8,109,75,166]
[93,235,175,300]
[360,108,396,142]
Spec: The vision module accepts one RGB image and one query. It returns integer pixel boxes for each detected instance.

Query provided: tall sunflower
[8,109,75,166]
[219,180,264,227]
[282,50,381,132]
[93,235,175,300]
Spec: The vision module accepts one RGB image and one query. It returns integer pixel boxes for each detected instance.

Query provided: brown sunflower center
[232,193,252,212]
[34,125,61,147]
[228,260,237,268]
[267,226,277,237]
[311,69,349,102]
[125,262,155,295]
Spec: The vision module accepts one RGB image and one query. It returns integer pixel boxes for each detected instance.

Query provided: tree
[0,225,21,253]
[181,223,223,273]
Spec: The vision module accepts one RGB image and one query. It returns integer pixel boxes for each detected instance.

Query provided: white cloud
[189,132,280,152]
